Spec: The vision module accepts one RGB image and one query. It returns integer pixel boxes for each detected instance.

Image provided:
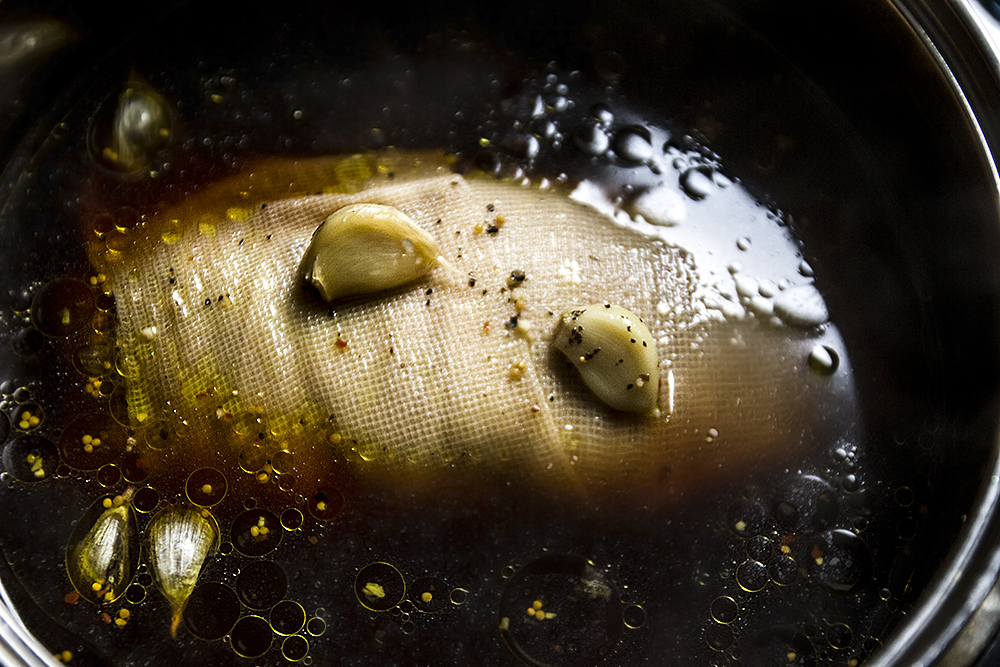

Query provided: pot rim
[864,2,1000,665]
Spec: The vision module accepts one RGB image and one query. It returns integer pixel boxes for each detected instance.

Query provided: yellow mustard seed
[421,592,433,603]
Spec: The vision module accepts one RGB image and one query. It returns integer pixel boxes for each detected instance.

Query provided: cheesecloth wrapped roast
[103,153,838,498]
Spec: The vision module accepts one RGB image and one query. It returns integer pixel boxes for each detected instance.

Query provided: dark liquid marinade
[0,3,960,666]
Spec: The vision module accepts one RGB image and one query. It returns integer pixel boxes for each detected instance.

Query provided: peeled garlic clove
[147,506,220,636]
[299,203,442,302]
[553,303,660,414]
[66,492,139,604]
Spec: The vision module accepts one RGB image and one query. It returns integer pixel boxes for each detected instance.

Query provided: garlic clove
[66,491,139,605]
[147,506,220,636]
[299,203,443,302]
[552,303,660,414]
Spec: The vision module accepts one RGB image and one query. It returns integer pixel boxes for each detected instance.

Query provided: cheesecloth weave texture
[112,170,821,490]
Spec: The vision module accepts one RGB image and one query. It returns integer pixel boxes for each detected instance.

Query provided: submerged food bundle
[102,153,836,496]
[0,18,899,664]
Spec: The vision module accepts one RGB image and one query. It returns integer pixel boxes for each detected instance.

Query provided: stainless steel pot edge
[0,577,57,667]
[866,2,1000,665]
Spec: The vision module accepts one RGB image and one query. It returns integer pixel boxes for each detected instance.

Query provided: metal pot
[1,1,999,665]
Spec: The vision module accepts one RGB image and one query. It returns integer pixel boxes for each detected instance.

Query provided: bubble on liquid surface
[573,121,610,156]
[30,278,95,337]
[736,559,769,593]
[772,474,838,533]
[808,529,873,594]
[728,498,769,537]
[231,509,281,556]
[230,615,273,658]
[3,435,58,482]
[355,562,405,612]
[710,596,738,624]
[183,582,240,640]
[808,345,840,375]
[270,600,307,635]
[612,125,654,163]
[237,560,288,609]
[679,166,715,200]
